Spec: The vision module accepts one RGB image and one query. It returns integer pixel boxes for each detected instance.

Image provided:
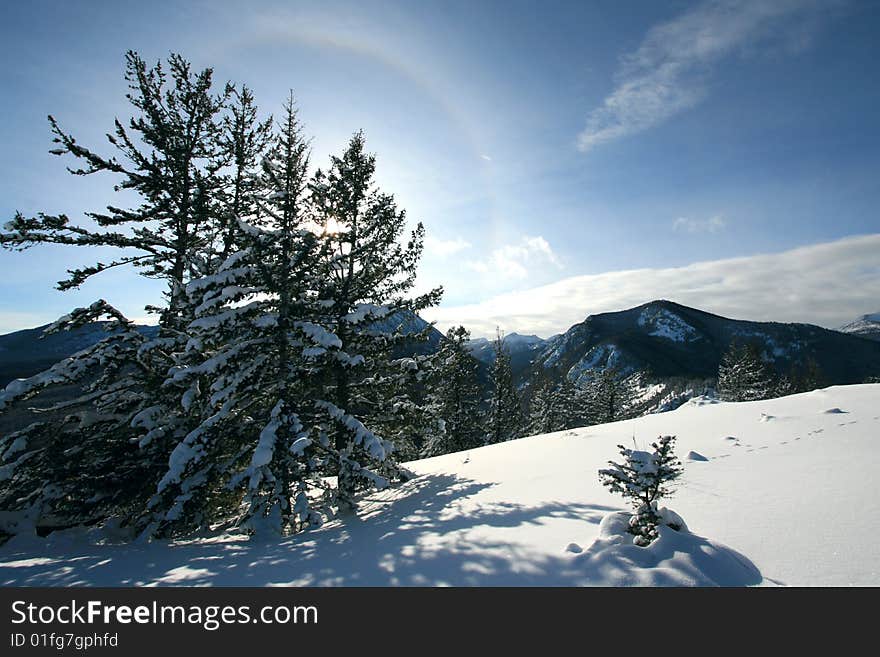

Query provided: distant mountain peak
[531,300,880,386]
[839,312,880,341]
[465,332,547,371]
[503,332,544,344]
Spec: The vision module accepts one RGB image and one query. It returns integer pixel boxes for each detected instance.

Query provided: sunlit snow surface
[1,385,878,586]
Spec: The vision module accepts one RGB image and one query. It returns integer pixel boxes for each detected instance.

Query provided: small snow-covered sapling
[598,435,684,546]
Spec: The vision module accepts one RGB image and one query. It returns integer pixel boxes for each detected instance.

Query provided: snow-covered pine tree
[773,373,794,398]
[349,313,437,466]
[583,367,639,425]
[552,377,584,429]
[309,131,442,509]
[0,301,169,536]
[598,435,684,546]
[422,326,484,457]
[527,380,555,436]
[527,377,585,435]
[362,353,433,463]
[144,95,331,537]
[717,341,774,402]
[526,378,582,435]
[0,52,233,537]
[738,344,775,400]
[486,330,525,444]
[716,342,742,400]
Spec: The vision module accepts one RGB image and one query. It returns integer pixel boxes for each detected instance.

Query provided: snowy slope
[1,385,878,586]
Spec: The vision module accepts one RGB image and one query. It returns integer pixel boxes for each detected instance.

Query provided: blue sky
[1,0,878,336]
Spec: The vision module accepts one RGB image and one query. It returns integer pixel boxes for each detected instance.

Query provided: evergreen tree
[716,343,740,400]
[717,341,774,402]
[216,85,274,258]
[0,52,233,537]
[350,314,437,468]
[0,54,443,539]
[309,132,442,509]
[527,377,582,435]
[773,373,794,398]
[2,51,232,330]
[791,356,825,394]
[422,326,484,457]
[526,381,555,436]
[599,435,684,546]
[583,367,640,425]
[366,358,433,464]
[556,377,587,429]
[486,330,525,444]
[145,97,328,536]
[0,301,168,535]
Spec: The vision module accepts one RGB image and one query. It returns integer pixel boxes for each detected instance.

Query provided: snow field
[1,385,877,586]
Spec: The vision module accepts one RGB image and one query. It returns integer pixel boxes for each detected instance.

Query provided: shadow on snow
[0,473,762,586]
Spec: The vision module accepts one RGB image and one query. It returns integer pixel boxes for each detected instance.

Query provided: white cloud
[577,0,833,151]
[467,235,563,280]
[424,235,472,257]
[424,234,880,338]
[673,215,727,233]
[480,154,492,162]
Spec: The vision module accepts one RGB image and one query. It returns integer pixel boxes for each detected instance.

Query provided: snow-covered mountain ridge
[465,332,546,375]
[2,384,877,586]
[4,301,879,390]
[528,300,880,389]
[839,312,880,341]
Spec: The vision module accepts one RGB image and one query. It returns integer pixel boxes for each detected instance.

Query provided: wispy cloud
[424,235,472,257]
[480,154,492,162]
[673,215,726,233]
[425,234,880,338]
[577,0,835,152]
[468,236,563,280]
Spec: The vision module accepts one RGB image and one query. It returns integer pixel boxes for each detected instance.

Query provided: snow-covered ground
[1,385,878,586]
